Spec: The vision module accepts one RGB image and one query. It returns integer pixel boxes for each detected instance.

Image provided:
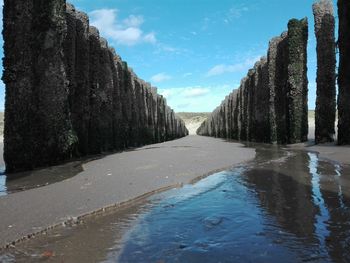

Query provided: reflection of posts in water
[307,153,331,256]
[317,159,350,262]
[243,149,318,245]
[246,147,350,261]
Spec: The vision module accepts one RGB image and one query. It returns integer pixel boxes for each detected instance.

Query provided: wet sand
[308,144,350,165]
[1,132,349,249]
[306,119,349,165]
[4,142,350,263]
[0,135,255,247]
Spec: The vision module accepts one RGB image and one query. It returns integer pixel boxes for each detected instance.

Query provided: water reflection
[240,149,350,263]
[117,147,350,263]
[316,156,350,262]
[243,151,325,261]
[309,152,331,257]
[1,146,350,263]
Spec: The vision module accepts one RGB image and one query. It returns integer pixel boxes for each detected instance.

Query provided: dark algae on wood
[2,1,188,174]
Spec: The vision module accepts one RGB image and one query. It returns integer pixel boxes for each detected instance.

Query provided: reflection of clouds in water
[4,146,350,262]
[308,152,330,255]
[120,172,231,248]
[116,148,350,262]
[154,171,229,204]
[117,167,266,263]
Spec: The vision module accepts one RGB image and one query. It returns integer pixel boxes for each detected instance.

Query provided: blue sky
[0,0,339,112]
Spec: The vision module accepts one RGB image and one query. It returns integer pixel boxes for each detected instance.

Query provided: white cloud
[150,73,172,83]
[144,32,157,44]
[152,44,188,55]
[206,56,260,77]
[177,103,191,110]
[229,6,249,19]
[183,73,193,77]
[159,89,176,98]
[161,46,177,52]
[158,85,235,112]
[201,17,211,31]
[183,88,210,98]
[123,15,144,27]
[223,5,249,24]
[89,9,156,46]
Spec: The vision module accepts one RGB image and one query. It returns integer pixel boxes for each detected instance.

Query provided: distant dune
[176,112,211,135]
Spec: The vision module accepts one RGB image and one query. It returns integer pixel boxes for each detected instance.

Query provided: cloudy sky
[0,0,339,112]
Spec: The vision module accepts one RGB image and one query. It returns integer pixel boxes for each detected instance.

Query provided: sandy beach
[308,144,350,165]
[0,135,255,248]
[1,0,349,260]
[305,117,349,165]
[0,129,349,248]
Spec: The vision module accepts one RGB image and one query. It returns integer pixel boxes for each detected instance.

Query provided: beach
[0,135,255,247]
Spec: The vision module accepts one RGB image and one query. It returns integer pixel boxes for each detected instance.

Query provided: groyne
[2,1,188,173]
[197,18,309,144]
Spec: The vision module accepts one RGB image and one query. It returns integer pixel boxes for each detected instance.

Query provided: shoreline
[1,164,245,249]
[1,183,179,249]
[1,134,349,249]
[307,144,350,165]
[0,135,255,248]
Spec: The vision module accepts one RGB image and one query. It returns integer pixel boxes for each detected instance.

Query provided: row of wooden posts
[2,1,188,173]
[198,0,350,146]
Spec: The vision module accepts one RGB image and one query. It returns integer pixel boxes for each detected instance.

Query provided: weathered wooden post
[313,0,337,144]
[3,0,77,172]
[337,0,350,145]
[287,18,309,144]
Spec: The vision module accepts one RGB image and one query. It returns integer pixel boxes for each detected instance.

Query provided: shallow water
[1,145,350,263]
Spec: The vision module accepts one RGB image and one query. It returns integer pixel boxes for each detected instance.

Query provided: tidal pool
[1,145,350,263]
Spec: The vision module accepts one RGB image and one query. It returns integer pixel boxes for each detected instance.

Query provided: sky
[0,0,339,112]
